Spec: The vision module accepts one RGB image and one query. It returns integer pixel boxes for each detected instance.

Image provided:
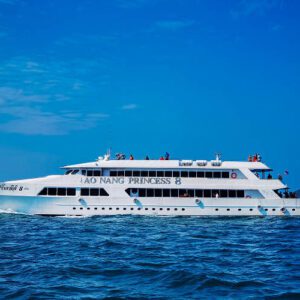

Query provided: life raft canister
[231,172,237,179]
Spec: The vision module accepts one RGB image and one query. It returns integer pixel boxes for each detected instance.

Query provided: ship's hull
[0,195,299,216]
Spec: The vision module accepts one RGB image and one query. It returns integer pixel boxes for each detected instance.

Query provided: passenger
[284,191,289,198]
[165,152,170,160]
[278,174,283,181]
[248,155,253,162]
[253,154,258,162]
[267,173,273,180]
[257,154,262,162]
[129,154,134,160]
[159,156,164,160]
[145,155,150,160]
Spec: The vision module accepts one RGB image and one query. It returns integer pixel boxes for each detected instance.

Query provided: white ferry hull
[0,195,299,216]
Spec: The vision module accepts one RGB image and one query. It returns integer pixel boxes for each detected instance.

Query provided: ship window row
[65,170,102,177]
[125,188,245,198]
[38,187,76,196]
[80,188,109,196]
[110,170,231,179]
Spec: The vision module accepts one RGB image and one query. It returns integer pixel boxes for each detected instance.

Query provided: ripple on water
[0,213,300,299]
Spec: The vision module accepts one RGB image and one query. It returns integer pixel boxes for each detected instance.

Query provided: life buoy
[231,172,237,179]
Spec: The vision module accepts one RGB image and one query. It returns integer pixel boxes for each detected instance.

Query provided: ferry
[0,152,299,216]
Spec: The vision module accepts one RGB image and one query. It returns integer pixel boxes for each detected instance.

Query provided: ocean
[1,214,300,299]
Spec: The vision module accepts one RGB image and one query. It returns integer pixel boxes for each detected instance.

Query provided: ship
[0,152,298,216]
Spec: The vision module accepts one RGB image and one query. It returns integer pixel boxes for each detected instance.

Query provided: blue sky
[0,0,299,189]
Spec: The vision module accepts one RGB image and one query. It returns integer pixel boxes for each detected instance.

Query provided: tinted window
[67,188,76,196]
[90,188,99,196]
[173,171,180,177]
[237,190,245,198]
[133,170,140,177]
[189,171,196,178]
[195,189,203,197]
[188,189,194,197]
[57,188,66,196]
[229,190,236,198]
[171,189,178,197]
[65,170,72,175]
[48,188,57,196]
[139,189,146,197]
[39,188,47,195]
[125,170,132,177]
[165,171,172,177]
[212,190,219,197]
[81,188,89,196]
[179,189,187,197]
[206,172,213,178]
[163,189,170,197]
[110,171,117,176]
[222,172,230,178]
[141,171,148,177]
[197,172,204,178]
[181,171,188,178]
[220,190,228,198]
[147,189,154,197]
[100,189,109,196]
[157,171,164,177]
[117,170,125,177]
[87,170,93,177]
[81,170,86,176]
[155,189,162,197]
[204,190,211,197]
[213,172,221,178]
[149,171,156,177]
[94,170,101,177]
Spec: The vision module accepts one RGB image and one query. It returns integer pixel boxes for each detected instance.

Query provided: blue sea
[1,214,300,299]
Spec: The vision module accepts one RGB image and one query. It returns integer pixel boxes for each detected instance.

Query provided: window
[81,170,86,176]
[125,170,132,177]
[213,172,221,179]
[110,170,117,176]
[206,172,213,178]
[197,172,204,178]
[38,188,47,195]
[163,189,170,197]
[229,190,237,198]
[81,188,89,196]
[173,171,180,177]
[133,170,140,177]
[165,171,172,177]
[222,172,230,178]
[157,171,164,177]
[141,171,148,177]
[155,189,162,197]
[71,170,79,175]
[117,170,125,177]
[188,189,194,197]
[57,188,66,196]
[87,170,93,177]
[212,190,219,198]
[181,171,188,178]
[195,189,203,197]
[48,188,57,196]
[90,188,99,196]
[149,171,156,177]
[220,190,228,198]
[171,189,178,197]
[139,189,146,197]
[189,171,196,178]
[237,190,245,198]
[204,190,211,198]
[65,170,73,175]
[100,189,109,196]
[94,170,101,177]
[147,189,154,197]
[179,189,187,197]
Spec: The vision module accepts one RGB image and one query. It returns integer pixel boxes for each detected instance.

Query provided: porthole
[131,208,134,211]
[250,208,253,211]
[73,207,76,210]
[159,208,163,211]
[109,207,112,210]
[95,207,98,210]
[174,208,178,211]
[138,207,141,210]
[167,208,170,211]
[123,208,127,210]
[215,208,219,211]
[182,208,185,211]
[272,209,276,211]
[145,208,148,211]
[80,207,83,210]
[238,208,241,211]
[101,207,105,210]
[116,208,120,210]
[227,208,230,211]
[152,208,155,211]
[87,207,90,210]
[265,208,268,211]
[292,208,296,211]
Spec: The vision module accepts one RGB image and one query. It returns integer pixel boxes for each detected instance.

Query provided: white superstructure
[0,153,299,216]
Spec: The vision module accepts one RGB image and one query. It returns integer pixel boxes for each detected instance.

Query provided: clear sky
[0,0,299,189]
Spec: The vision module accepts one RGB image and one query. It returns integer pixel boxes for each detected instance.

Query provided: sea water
[1,214,300,299]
